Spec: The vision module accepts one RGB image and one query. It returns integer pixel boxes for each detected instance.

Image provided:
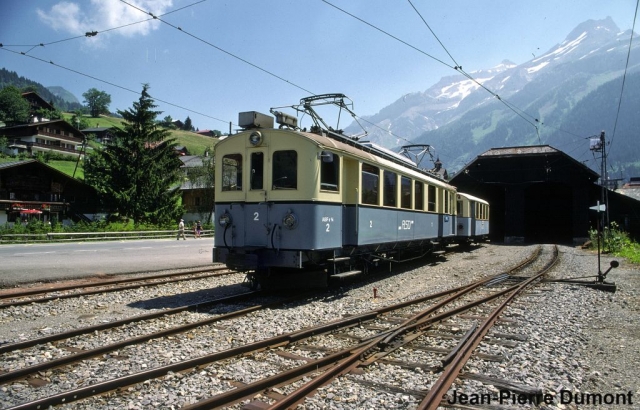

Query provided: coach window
[320,151,340,191]
[221,153,242,191]
[361,163,379,205]
[250,152,264,190]
[445,191,451,214]
[383,170,397,207]
[401,176,411,209]
[272,150,297,189]
[414,181,424,210]
[427,185,436,212]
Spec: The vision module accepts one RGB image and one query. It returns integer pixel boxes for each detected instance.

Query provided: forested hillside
[0,67,83,112]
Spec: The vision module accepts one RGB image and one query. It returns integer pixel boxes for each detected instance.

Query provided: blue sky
[1,0,636,134]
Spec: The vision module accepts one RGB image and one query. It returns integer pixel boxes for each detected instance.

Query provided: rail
[0,229,213,243]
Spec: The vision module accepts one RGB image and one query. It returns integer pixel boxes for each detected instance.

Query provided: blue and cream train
[213,105,489,288]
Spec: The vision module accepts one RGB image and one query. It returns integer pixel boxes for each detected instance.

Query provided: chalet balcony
[34,129,83,143]
[9,139,82,156]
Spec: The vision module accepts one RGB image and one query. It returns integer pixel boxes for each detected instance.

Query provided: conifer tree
[84,84,184,225]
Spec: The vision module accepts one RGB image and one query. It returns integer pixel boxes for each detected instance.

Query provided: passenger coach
[456,192,490,243]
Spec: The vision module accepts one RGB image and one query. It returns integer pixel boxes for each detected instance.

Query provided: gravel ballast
[0,243,637,409]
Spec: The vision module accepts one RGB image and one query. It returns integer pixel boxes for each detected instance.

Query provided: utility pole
[589,131,610,230]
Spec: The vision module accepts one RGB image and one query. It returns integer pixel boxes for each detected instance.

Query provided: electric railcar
[213,96,488,288]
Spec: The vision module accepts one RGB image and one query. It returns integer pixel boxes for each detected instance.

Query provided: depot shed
[450,145,601,245]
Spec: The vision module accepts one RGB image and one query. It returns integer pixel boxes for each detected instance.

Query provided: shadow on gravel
[127,282,249,310]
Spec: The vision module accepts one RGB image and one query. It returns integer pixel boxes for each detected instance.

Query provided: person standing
[177,219,186,240]
[196,221,202,238]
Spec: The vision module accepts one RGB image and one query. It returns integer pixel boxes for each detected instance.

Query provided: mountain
[47,86,80,105]
[0,68,83,112]
[347,17,640,179]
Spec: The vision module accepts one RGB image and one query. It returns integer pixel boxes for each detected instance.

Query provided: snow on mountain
[347,17,627,148]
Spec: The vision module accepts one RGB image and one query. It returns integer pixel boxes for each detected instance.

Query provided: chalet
[21,92,54,123]
[179,155,213,223]
[81,126,113,144]
[2,120,85,157]
[0,91,85,158]
[195,129,216,137]
[0,160,99,225]
[174,145,189,156]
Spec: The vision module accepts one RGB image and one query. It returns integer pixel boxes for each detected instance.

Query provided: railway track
[0,245,556,409]
[0,266,236,308]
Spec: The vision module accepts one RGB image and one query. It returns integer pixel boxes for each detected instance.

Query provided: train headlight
[249,131,263,146]
[218,212,232,227]
[282,211,298,229]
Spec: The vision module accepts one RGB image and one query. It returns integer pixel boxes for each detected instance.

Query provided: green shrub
[589,221,640,264]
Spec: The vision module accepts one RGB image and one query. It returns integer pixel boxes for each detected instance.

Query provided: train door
[244,149,270,247]
[470,200,477,237]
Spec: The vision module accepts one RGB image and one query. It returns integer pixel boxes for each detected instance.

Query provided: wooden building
[451,145,601,245]
[0,160,99,225]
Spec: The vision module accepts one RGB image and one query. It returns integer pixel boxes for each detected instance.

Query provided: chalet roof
[81,127,111,133]
[616,178,640,201]
[179,155,204,167]
[0,159,87,184]
[21,92,54,110]
[0,160,34,170]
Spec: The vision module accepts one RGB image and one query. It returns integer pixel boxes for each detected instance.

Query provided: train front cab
[213,127,344,280]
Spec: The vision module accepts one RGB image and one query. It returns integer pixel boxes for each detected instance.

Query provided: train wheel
[243,271,263,291]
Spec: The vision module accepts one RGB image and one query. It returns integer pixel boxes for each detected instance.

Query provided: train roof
[457,192,489,204]
[292,129,455,190]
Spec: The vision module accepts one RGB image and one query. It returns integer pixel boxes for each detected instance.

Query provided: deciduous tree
[0,86,30,123]
[84,84,184,225]
[82,88,111,117]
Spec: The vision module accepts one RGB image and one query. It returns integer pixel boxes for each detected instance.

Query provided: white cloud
[37,0,173,40]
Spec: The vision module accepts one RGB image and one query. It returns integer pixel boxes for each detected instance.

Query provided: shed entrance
[524,182,573,243]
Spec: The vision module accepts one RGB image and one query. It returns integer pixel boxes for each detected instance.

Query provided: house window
[272,150,297,189]
[361,163,379,205]
[221,153,242,191]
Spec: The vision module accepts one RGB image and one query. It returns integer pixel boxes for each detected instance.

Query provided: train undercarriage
[235,239,449,290]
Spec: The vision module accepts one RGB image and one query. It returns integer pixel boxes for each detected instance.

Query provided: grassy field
[0,157,84,179]
[2,114,219,179]
[49,159,84,179]
[62,113,219,155]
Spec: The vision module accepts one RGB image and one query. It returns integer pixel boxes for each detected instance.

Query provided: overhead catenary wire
[1,0,209,54]
[119,0,417,146]
[401,0,541,135]
[2,0,413,144]
[607,0,639,159]
[120,0,315,97]
[0,47,230,126]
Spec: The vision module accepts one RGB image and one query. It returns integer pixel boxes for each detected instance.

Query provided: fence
[0,229,213,244]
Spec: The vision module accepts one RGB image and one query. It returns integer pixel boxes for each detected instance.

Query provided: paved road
[0,238,215,286]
